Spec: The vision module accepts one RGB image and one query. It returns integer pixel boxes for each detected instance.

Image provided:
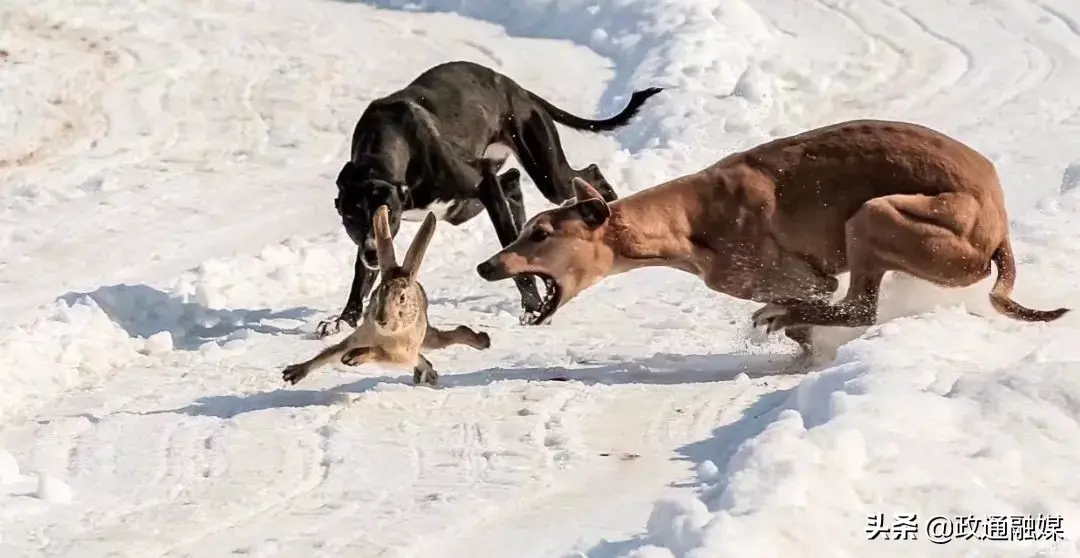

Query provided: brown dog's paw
[752,298,828,333]
[751,303,794,333]
[282,363,310,385]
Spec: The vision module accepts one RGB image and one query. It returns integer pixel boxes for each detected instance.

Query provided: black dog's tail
[527,87,664,132]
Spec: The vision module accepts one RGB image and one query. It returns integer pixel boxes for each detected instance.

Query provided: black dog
[314,60,663,338]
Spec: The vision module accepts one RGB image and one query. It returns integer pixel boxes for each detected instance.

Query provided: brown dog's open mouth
[517,272,562,325]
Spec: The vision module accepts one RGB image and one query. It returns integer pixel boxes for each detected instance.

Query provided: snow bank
[0,297,142,423]
[167,233,353,313]
[0,230,357,422]
[0,446,73,532]
[620,189,1080,556]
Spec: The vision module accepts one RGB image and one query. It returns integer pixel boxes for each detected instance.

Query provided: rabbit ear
[402,211,437,280]
[373,205,397,271]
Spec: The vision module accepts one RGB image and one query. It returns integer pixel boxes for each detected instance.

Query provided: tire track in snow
[157,406,349,557]
[878,0,1061,139]
[0,11,120,173]
[881,0,974,103]
[1028,2,1080,129]
[811,0,905,105]
[195,385,594,556]
[425,382,777,558]
[1039,3,1080,37]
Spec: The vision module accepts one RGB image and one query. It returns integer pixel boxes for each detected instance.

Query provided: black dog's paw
[314,313,358,338]
[314,317,344,338]
[282,364,310,386]
[581,164,618,202]
[499,168,521,185]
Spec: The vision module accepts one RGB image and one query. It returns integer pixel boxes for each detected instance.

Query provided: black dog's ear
[336,161,360,188]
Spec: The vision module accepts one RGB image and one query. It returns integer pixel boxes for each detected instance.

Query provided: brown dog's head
[475,178,615,323]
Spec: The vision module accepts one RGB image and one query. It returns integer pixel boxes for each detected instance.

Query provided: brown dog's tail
[988,239,1069,322]
[526,87,663,132]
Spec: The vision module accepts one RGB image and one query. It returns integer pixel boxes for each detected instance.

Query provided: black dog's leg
[577,163,619,202]
[502,168,541,309]
[314,249,378,338]
[476,165,543,321]
[510,113,620,204]
[443,169,520,226]
[501,168,527,230]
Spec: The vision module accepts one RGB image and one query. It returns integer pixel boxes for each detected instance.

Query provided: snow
[2,0,1080,555]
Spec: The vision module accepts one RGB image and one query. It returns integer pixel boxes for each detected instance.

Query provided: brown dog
[474,119,1069,365]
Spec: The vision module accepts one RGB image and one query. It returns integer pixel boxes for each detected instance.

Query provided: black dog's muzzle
[361,244,379,270]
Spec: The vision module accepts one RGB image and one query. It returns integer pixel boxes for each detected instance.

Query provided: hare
[281,205,491,387]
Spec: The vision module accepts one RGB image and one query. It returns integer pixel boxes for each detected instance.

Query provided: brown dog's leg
[755,193,991,331]
[422,325,491,351]
[784,326,813,354]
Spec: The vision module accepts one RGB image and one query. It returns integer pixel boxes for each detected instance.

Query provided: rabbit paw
[282,363,311,385]
[413,356,439,387]
[451,325,491,350]
[413,367,439,386]
[341,347,375,366]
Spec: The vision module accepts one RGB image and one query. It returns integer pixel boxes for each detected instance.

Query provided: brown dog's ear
[572,177,604,202]
[577,198,611,229]
[571,177,610,228]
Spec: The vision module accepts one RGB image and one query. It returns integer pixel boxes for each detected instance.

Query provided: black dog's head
[334,161,406,270]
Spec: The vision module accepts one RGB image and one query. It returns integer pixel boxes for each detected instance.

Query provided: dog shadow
[154,351,801,419]
[60,283,318,351]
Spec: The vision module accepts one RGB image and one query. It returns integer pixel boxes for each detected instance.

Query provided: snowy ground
[2,0,1080,555]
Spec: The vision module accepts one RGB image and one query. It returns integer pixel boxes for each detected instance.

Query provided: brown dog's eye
[399,294,406,303]
[529,228,549,242]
